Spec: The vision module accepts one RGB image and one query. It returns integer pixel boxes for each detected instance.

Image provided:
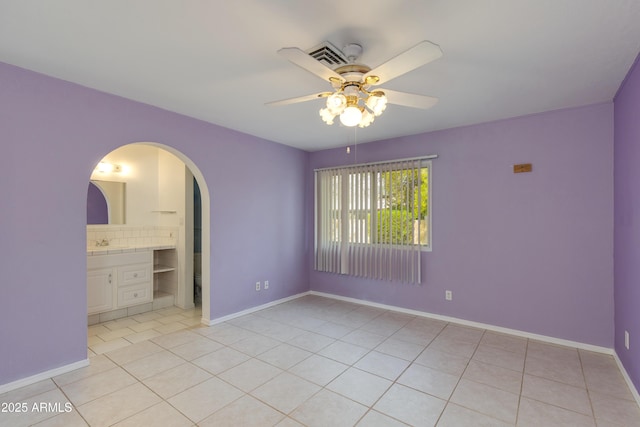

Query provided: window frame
[314,158,433,255]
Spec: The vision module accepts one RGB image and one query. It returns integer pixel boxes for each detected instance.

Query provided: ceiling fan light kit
[269,40,443,128]
[320,86,387,128]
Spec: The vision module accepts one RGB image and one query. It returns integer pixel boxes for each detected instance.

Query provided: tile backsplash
[87,225,178,248]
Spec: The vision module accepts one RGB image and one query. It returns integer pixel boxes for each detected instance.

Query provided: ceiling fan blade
[383,89,439,109]
[364,41,443,86]
[266,92,331,107]
[278,47,345,83]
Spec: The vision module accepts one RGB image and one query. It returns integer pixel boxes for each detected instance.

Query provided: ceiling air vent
[306,42,348,68]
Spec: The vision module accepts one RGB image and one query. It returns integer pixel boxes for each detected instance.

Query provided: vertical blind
[315,157,431,284]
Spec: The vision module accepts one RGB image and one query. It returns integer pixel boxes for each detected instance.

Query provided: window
[315,157,432,284]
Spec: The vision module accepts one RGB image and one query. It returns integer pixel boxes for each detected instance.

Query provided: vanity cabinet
[87,267,115,314]
[87,251,153,315]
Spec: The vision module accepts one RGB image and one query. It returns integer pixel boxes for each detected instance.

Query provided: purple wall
[0,62,308,386]
[309,103,614,347]
[86,182,109,224]
[614,53,640,392]
[0,56,624,390]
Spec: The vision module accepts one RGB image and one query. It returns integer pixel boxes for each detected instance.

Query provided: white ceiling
[1,1,639,151]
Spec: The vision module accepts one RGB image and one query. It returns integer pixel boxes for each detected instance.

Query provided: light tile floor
[2,295,640,426]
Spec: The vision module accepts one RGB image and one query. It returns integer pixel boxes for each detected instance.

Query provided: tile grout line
[430,321,469,427]
[578,348,599,424]
[514,337,530,426]
[314,312,437,427]
[117,310,478,425]
[231,311,377,425]
[20,296,636,426]
[230,305,438,425]
[437,328,498,425]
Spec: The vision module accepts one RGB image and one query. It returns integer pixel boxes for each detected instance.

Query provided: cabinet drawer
[117,283,152,307]
[88,251,151,269]
[118,263,151,287]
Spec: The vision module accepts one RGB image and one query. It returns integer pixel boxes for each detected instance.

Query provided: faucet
[95,239,109,247]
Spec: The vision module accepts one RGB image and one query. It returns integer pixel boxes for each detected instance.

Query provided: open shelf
[153,248,177,305]
[154,264,175,273]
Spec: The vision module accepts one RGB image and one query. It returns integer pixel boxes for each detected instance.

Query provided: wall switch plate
[445,290,453,301]
[255,281,260,291]
[625,330,630,350]
[264,280,269,289]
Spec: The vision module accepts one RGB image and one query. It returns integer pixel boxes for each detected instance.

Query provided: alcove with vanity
[87,232,178,325]
[86,144,199,325]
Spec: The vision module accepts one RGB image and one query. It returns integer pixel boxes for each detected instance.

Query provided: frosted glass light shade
[340,106,363,127]
[326,93,347,115]
[366,92,387,116]
[319,107,336,125]
[359,109,374,128]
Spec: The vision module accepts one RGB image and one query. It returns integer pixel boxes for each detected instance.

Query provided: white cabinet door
[87,267,114,315]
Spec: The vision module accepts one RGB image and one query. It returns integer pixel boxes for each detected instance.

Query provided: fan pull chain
[346,127,358,161]
[354,127,358,164]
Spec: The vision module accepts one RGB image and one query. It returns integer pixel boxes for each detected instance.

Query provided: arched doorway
[87,142,211,323]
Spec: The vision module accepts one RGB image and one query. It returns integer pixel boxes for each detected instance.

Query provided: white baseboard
[0,359,89,395]
[309,291,613,355]
[201,292,311,326]
[614,352,640,407]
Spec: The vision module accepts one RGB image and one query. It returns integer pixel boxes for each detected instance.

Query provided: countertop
[87,244,176,256]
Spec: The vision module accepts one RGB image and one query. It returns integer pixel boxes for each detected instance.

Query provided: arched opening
[86,142,211,324]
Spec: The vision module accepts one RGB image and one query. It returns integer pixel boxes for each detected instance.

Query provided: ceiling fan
[267,40,443,128]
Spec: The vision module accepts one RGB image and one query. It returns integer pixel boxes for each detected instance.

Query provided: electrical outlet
[264,280,269,290]
[625,330,630,350]
[445,290,453,301]
[255,281,261,291]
